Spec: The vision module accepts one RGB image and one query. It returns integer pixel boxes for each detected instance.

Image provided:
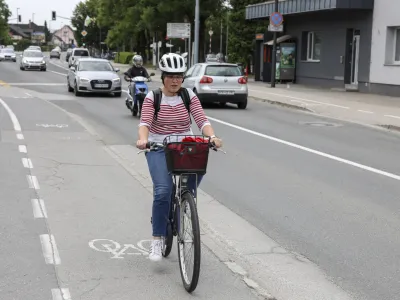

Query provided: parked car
[67,58,121,97]
[68,47,90,67]
[0,48,17,62]
[27,46,41,51]
[66,48,73,62]
[20,50,46,71]
[182,62,248,109]
[50,49,61,59]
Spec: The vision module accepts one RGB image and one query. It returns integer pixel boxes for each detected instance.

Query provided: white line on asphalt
[250,89,350,109]
[48,60,69,71]
[358,110,374,114]
[48,70,67,77]
[207,116,400,181]
[384,114,400,119]
[25,92,32,97]
[19,145,27,153]
[6,83,65,86]
[16,133,24,140]
[39,234,61,265]
[31,199,48,218]
[27,175,40,189]
[51,288,72,300]
[0,97,22,131]
[22,158,33,168]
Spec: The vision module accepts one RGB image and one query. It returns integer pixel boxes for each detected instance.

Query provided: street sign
[81,30,87,37]
[270,12,283,26]
[209,30,213,36]
[167,23,190,39]
[268,24,283,32]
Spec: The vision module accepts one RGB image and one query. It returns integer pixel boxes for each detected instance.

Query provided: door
[350,32,360,85]
[260,43,264,80]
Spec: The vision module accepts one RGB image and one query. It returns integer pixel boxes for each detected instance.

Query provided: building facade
[52,25,76,50]
[8,22,45,44]
[246,0,374,91]
[367,0,400,96]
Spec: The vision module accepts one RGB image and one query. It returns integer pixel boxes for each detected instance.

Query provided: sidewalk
[246,81,400,130]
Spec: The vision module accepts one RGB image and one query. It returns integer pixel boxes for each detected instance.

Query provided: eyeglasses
[165,75,184,80]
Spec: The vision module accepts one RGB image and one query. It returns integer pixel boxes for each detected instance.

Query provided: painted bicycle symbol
[88,239,152,259]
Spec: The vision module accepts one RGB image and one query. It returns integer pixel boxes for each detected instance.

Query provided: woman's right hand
[136,139,148,150]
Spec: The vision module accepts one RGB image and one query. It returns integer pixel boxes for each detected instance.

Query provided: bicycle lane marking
[88,239,152,259]
[206,115,400,182]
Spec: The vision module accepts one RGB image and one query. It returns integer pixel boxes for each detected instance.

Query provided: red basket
[164,136,210,175]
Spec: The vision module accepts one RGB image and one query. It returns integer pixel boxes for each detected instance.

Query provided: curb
[249,96,314,112]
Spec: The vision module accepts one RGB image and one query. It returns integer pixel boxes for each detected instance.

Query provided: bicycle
[138,135,225,293]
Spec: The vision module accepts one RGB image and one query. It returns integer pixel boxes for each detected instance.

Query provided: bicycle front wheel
[177,191,201,293]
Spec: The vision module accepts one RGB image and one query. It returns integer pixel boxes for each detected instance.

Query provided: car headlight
[79,78,90,83]
[112,78,121,83]
[42,60,46,64]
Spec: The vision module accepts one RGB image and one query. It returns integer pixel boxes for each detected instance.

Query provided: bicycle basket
[164,135,210,175]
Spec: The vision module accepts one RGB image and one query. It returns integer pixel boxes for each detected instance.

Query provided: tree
[0,0,11,44]
[44,21,51,43]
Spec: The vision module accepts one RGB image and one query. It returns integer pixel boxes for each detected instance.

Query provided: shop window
[385,26,400,64]
[301,31,321,62]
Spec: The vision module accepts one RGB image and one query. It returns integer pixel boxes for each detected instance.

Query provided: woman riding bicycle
[136,53,222,262]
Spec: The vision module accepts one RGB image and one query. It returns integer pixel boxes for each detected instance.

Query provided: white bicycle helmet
[159,53,186,73]
[132,55,143,67]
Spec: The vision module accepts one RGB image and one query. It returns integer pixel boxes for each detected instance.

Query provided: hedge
[115,52,137,64]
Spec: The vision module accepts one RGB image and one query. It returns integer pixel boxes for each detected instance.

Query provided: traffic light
[52,11,56,21]
[18,15,21,22]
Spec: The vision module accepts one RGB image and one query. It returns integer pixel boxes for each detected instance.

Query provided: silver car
[20,50,46,71]
[67,58,122,97]
[182,62,248,109]
[0,48,16,62]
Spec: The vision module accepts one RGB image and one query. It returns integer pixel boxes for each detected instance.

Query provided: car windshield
[74,50,89,56]
[1,49,14,53]
[78,61,113,72]
[24,51,43,57]
[205,65,242,76]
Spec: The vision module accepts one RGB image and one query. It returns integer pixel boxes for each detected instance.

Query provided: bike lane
[4,93,261,299]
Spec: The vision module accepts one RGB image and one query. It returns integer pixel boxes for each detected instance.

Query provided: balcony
[246,0,374,20]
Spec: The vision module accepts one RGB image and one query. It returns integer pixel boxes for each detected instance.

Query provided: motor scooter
[125,72,155,118]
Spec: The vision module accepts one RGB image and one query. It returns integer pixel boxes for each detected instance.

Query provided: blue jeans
[145,149,203,237]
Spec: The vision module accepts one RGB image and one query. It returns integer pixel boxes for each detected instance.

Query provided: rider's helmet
[132,55,143,67]
[159,53,186,83]
[216,52,224,62]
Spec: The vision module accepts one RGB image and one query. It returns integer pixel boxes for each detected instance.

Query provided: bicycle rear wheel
[177,190,201,293]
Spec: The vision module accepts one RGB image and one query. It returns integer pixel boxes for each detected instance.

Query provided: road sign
[81,30,87,37]
[270,12,283,26]
[209,30,213,36]
[167,23,190,39]
[268,24,283,32]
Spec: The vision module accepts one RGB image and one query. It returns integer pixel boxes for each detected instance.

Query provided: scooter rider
[124,55,151,109]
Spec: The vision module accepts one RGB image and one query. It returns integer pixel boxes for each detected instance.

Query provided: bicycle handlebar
[137,139,226,154]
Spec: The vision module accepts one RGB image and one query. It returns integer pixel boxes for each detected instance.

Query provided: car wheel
[41,68,46,71]
[219,101,227,107]
[67,80,73,92]
[20,66,24,71]
[237,98,247,109]
[114,92,122,97]
[74,82,81,96]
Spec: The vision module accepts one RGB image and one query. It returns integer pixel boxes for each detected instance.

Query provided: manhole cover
[300,121,342,127]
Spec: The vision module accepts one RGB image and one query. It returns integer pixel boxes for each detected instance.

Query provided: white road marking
[207,116,400,181]
[25,93,32,97]
[89,239,150,258]
[51,288,72,300]
[48,70,67,77]
[384,114,400,120]
[16,133,24,140]
[250,89,350,109]
[358,110,374,114]
[19,145,27,153]
[0,97,22,131]
[31,199,48,218]
[22,158,33,168]
[39,234,61,265]
[36,123,69,128]
[48,60,69,71]
[27,175,40,189]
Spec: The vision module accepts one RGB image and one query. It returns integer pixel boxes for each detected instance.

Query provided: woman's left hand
[210,137,222,148]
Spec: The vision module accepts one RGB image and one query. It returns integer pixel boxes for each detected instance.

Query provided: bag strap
[178,88,192,124]
[152,88,162,121]
[153,88,192,123]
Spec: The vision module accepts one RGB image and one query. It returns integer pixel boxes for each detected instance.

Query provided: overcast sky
[6,0,82,31]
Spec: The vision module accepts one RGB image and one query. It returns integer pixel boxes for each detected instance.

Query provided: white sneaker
[149,239,163,262]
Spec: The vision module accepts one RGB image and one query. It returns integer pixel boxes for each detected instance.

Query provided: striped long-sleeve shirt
[139,88,211,143]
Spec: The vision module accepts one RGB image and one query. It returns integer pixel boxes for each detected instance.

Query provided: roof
[9,22,45,33]
[75,58,110,63]
[8,24,29,38]
[199,62,239,66]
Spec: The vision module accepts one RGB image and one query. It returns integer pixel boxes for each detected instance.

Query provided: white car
[27,46,41,51]
[20,50,46,71]
[182,62,248,109]
[67,58,122,97]
[68,48,90,67]
[0,48,17,62]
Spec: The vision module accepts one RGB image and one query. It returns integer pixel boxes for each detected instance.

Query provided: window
[385,26,400,64]
[205,65,242,76]
[302,31,321,61]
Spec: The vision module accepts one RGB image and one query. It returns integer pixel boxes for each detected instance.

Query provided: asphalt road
[1,54,400,299]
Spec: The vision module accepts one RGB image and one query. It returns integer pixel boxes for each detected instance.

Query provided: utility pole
[220,20,223,53]
[270,0,279,87]
[194,0,200,63]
